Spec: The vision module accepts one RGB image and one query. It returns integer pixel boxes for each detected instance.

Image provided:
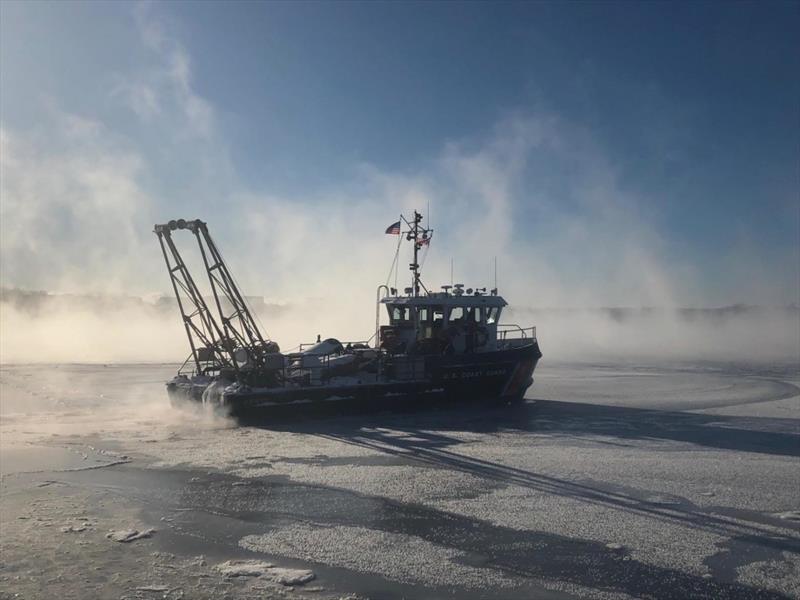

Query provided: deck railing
[496,324,537,342]
[180,327,536,385]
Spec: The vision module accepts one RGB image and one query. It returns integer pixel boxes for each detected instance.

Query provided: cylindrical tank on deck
[302,338,343,356]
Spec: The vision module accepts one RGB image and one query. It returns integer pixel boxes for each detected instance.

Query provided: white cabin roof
[381,292,507,308]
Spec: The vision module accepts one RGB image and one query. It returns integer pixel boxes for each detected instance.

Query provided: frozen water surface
[1,360,798,599]
[240,523,514,589]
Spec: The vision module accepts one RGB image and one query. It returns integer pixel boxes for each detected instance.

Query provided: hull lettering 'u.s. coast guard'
[155,212,542,417]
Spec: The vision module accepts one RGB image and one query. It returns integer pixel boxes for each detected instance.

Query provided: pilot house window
[448,307,464,322]
[416,306,445,339]
[389,306,412,324]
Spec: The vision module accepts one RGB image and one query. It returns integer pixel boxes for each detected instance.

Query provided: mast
[412,210,420,296]
[402,210,430,297]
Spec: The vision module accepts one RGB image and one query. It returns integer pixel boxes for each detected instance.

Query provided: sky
[1,0,798,309]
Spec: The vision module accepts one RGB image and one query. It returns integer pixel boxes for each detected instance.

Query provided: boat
[154,212,542,417]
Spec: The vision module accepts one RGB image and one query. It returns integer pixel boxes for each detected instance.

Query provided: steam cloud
[1,5,797,366]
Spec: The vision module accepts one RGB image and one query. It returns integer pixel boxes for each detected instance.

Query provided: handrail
[497,323,537,342]
[375,285,390,350]
[497,323,527,332]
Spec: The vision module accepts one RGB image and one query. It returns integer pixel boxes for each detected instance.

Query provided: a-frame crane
[154,219,279,378]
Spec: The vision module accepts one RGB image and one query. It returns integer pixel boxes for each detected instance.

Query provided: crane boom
[154,219,275,376]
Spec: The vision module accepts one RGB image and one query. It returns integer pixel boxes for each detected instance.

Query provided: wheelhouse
[380,286,507,355]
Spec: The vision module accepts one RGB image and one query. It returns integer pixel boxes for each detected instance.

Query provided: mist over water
[0,362,234,454]
[2,289,797,365]
[1,6,797,370]
[3,95,797,368]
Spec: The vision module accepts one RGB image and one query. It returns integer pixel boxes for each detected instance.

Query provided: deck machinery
[155,214,541,416]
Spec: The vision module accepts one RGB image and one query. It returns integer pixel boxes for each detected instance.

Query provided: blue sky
[1,1,798,307]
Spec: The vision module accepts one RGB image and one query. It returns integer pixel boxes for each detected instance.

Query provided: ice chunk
[266,567,315,585]
[60,523,88,533]
[214,560,314,586]
[775,510,800,521]
[215,559,274,577]
[106,528,156,542]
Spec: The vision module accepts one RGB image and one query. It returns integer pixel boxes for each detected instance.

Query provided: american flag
[416,234,431,247]
[385,221,401,235]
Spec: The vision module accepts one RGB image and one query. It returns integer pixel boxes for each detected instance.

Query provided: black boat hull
[167,342,542,418]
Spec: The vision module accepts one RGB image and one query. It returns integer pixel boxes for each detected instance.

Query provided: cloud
[111,81,161,121]
[111,1,213,138]
[1,2,797,364]
[0,97,774,306]
[0,120,154,294]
